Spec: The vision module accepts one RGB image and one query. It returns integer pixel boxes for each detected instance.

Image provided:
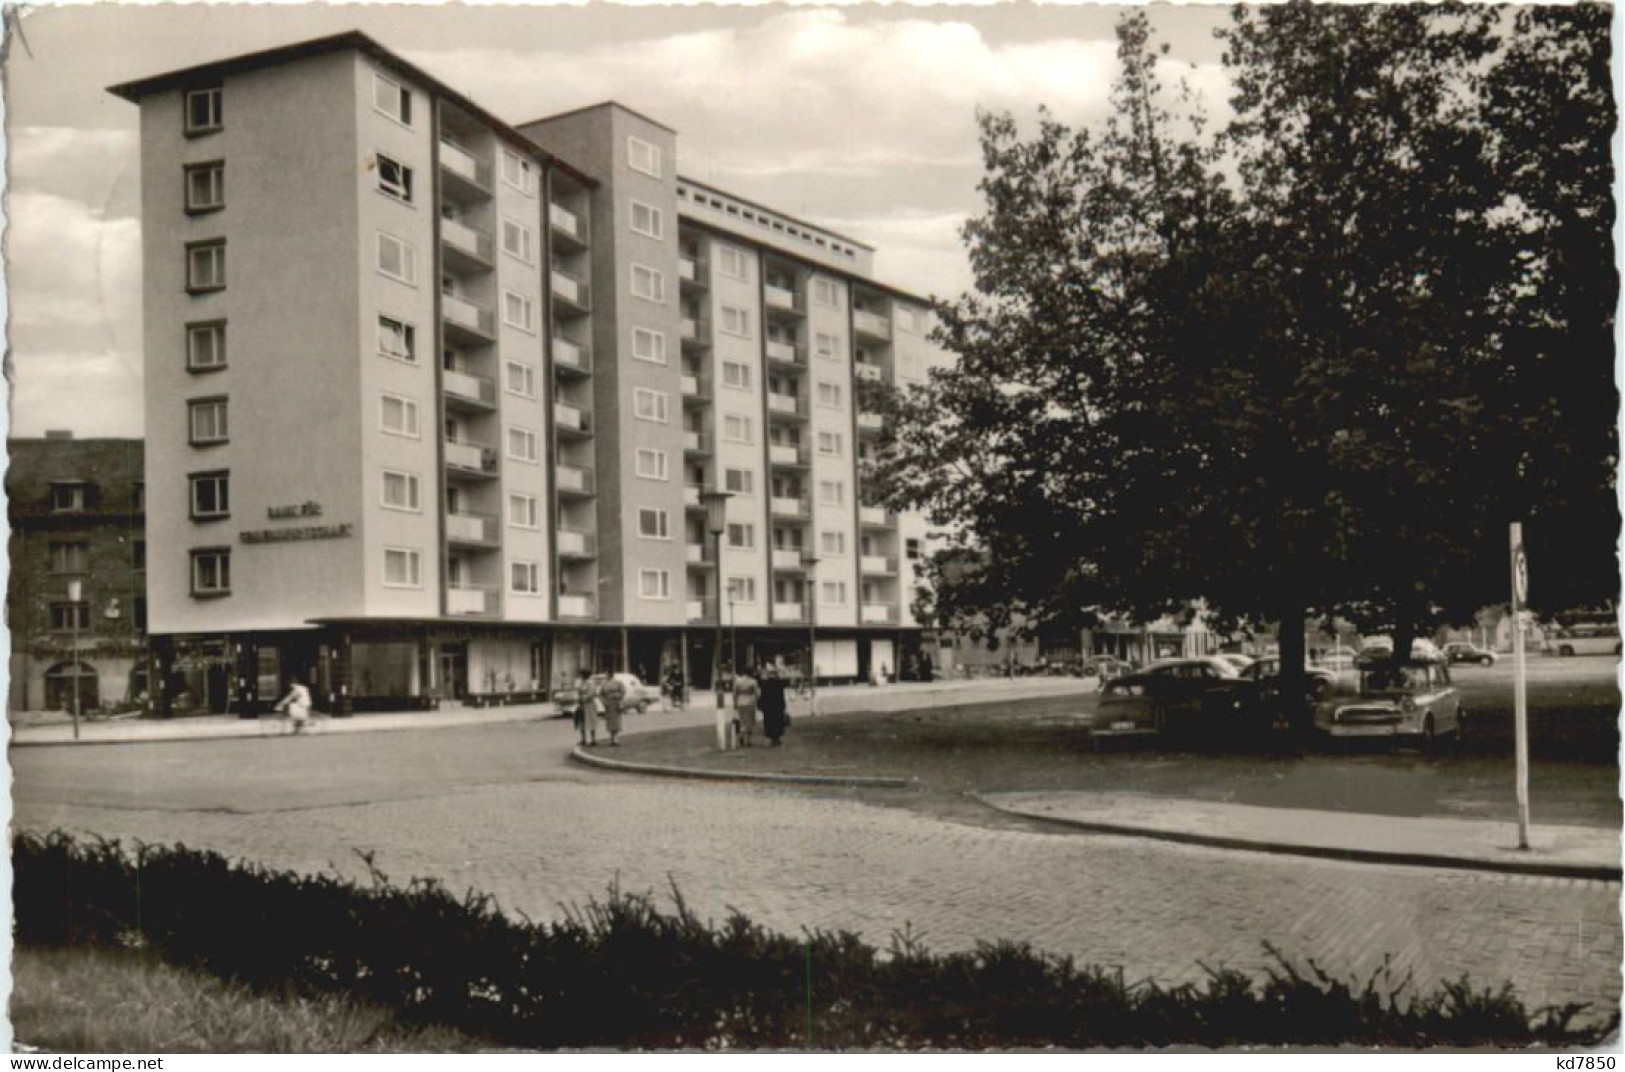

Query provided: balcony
[770,495,809,519]
[773,601,807,622]
[683,431,713,455]
[681,373,710,400]
[556,463,596,497]
[445,438,499,478]
[439,139,492,201]
[765,339,803,366]
[550,204,587,251]
[862,603,896,624]
[553,336,592,375]
[856,362,884,382]
[687,598,715,622]
[558,593,596,618]
[861,554,897,575]
[686,543,715,566]
[442,291,496,344]
[772,548,808,571]
[765,284,804,316]
[551,266,591,316]
[447,583,496,616]
[684,484,703,508]
[767,393,804,419]
[856,411,885,434]
[441,216,494,273]
[679,255,708,290]
[445,511,498,547]
[442,368,497,411]
[556,527,596,558]
[859,505,893,527]
[681,316,712,348]
[854,308,892,341]
[769,443,806,468]
[554,401,591,437]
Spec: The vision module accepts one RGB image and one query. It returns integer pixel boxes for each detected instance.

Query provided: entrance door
[439,643,468,700]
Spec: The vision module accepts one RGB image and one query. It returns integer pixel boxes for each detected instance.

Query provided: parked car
[1091,674,1162,744]
[1138,657,1247,733]
[1441,642,1497,667]
[1081,654,1135,679]
[1237,657,1338,701]
[1216,653,1257,674]
[1312,645,1359,672]
[1358,637,1443,662]
[1318,654,1463,751]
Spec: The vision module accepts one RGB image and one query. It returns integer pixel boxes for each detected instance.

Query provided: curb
[974,794,1623,882]
[570,746,911,789]
[9,712,559,749]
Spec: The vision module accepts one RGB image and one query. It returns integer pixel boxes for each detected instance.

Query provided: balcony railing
[767,393,803,417]
[772,548,808,571]
[553,336,591,374]
[551,266,590,311]
[556,527,596,557]
[687,598,715,621]
[770,495,809,518]
[681,316,712,346]
[679,255,708,287]
[441,216,494,266]
[769,443,805,467]
[683,431,712,454]
[550,204,585,244]
[686,543,715,566]
[442,292,495,339]
[558,593,596,618]
[681,373,710,399]
[861,603,896,624]
[764,284,803,314]
[856,363,884,382]
[554,401,591,434]
[443,368,497,408]
[684,484,703,507]
[861,554,897,575]
[447,583,496,616]
[445,511,497,545]
[445,438,499,476]
[856,412,885,433]
[773,601,808,622]
[859,505,893,527]
[854,308,892,340]
[556,463,596,496]
[765,339,803,365]
[439,139,492,194]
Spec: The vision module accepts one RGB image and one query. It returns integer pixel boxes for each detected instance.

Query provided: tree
[877,4,1617,726]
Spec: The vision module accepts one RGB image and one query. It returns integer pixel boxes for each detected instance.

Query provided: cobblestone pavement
[13,717,1621,1027]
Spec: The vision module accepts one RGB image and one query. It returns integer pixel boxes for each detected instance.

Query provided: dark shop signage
[241,523,353,544]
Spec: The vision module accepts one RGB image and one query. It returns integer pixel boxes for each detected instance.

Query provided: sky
[3,2,1234,438]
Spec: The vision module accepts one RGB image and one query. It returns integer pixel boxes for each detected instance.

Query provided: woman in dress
[758,664,789,746]
[732,667,760,747]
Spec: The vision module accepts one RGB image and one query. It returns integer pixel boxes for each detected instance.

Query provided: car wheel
[1480,655,1493,666]
[1560,645,1575,657]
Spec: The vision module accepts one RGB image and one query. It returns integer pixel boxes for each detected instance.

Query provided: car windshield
[1361,666,1424,694]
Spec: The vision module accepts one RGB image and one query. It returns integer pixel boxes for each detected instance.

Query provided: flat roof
[677,213,933,307]
[106,30,596,188]
[677,175,875,252]
[517,99,678,136]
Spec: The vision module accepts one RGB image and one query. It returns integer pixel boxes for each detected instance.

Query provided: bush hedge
[13,831,1614,1050]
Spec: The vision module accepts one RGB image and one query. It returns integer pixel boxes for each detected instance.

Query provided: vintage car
[1319,655,1464,751]
[1091,659,1249,746]
[1441,642,1497,667]
[1091,674,1162,744]
[1237,657,1339,700]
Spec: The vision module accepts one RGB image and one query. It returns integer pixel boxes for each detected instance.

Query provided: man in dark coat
[758,664,790,746]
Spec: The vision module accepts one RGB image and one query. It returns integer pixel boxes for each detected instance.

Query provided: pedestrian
[920,651,934,683]
[733,665,760,747]
[571,668,596,746]
[664,663,685,710]
[274,676,313,735]
[759,664,789,746]
[600,673,627,745]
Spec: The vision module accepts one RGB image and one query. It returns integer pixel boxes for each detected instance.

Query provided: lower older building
[7,433,148,713]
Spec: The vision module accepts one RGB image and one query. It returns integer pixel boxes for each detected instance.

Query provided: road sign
[1513,548,1529,604]
[1510,523,1530,850]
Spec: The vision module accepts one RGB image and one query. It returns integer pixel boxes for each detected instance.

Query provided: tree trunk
[1391,612,1419,667]
[1277,601,1311,739]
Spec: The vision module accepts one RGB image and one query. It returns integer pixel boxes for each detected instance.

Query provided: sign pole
[67,579,82,741]
[1510,522,1530,850]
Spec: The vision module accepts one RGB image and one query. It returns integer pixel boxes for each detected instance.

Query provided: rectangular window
[631,327,667,365]
[727,523,755,549]
[820,531,846,556]
[638,508,671,540]
[508,494,539,529]
[377,232,417,285]
[50,484,86,513]
[185,87,223,134]
[189,471,230,519]
[381,470,421,512]
[49,541,88,574]
[373,73,412,126]
[906,537,923,561]
[822,580,849,605]
[511,560,542,595]
[51,602,91,631]
[720,306,750,337]
[382,547,422,588]
[505,361,537,398]
[724,468,754,495]
[817,431,844,456]
[718,244,748,281]
[727,576,757,604]
[377,315,416,363]
[631,264,666,304]
[721,361,752,390]
[633,388,670,424]
[816,382,842,408]
[639,569,672,600]
[503,291,536,333]
[506,426,539,463]
[500,150,537,195]
[187,321,227,370]
[501,218,534,263]
[380,394,420,438]
[133,540,146,572]
[812,277,838,307]
[184,161,224,213]
[815,332,839,360]
[723,414,753,443]
[191,548,231,596]
[630,200,664,239]
[376,153,413,202]
[186,240,226,293]
[188,397,228,445]
[628,136,662,178]
[819,480,845,506]
[635,448,669,480]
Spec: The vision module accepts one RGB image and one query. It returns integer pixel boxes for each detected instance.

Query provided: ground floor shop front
[147,620,924,718]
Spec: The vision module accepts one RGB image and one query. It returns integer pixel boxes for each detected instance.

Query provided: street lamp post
[699,488,733,749]
[804,554,820,717]
[67,579,82,741]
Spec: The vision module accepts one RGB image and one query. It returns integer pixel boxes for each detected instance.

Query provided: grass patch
[12,946,483,1053]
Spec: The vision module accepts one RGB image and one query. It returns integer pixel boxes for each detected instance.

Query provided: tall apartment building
[110,31,942,714]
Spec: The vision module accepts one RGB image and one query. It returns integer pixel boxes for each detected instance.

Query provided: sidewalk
[9,676,1096,747]
[979,790,1623,880]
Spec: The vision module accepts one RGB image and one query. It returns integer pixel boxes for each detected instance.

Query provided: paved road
[12,708,1621,1028]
